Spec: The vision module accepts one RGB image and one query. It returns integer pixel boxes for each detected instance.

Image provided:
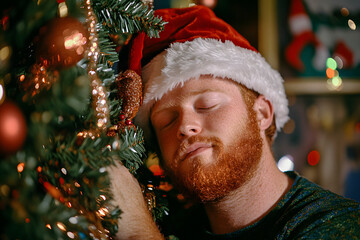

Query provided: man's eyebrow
[184,88,225,97]
[151,88,226,117]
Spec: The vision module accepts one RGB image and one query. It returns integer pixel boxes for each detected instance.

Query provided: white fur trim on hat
[134,38,289,139]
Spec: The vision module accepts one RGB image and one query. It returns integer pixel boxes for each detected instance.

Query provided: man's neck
[204,150,293,235]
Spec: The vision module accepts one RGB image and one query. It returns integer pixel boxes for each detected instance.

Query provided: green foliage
[97,25,119,65]
[92,0,166,38]
[0,0,167,239]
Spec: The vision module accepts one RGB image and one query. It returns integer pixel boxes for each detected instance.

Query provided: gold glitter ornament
[115,69,142,130]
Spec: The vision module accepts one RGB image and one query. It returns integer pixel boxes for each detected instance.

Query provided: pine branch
[92,0,166,38]
[98,24,119,65]
[117,127,146,172]
[38,133,121,237]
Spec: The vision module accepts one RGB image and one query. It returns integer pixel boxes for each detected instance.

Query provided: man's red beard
[164,110,263,203]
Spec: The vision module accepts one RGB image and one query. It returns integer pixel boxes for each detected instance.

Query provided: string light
[96,207,109,218]
[17,162,25,173]
[46,224,52,229]
[78,0,110,139]
[19,75,25,82]
[56,222,67,231]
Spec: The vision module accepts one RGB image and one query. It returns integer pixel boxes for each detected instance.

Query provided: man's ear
[253,95,274,131]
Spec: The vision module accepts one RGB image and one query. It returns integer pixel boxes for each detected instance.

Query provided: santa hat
[126,6,289,139]
[286,0,329,71]
[288,0,312,36]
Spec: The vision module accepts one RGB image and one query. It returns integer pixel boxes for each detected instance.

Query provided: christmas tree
[0,0,167,239]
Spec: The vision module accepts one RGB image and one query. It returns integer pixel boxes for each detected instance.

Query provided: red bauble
[36,17,88,69]
[125,119,132,125]
[0,101,27,154]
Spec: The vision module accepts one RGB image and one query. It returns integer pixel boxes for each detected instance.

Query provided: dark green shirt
[204,171,360,239]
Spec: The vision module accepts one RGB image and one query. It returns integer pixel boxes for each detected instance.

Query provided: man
[108,6,360,239]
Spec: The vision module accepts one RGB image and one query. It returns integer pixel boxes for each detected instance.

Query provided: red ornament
[36,17,88,69]
[125,119,132,125]
[0,101,27,154]
[119,114,126,120]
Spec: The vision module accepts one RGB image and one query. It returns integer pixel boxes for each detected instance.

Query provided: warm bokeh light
[56,222,66,231]
[348,19,356,30]
[17,162,25,173]
[149,164,165,176]
[64,32,86,53]
[61,168,67,175]
[283,119,295,134]
[326,68,335,78]
[58,2,69,17]
[331,76,342,87]
[46,224,52,229]
[4,113,21,138]
[0,101,27,154]
[0,184,10,196]
[19,75,25,82]
[307,150,320,166]
[277,155,294,172]
[0,46,10,61]
[341,8,349,17]
[97,207,109,217]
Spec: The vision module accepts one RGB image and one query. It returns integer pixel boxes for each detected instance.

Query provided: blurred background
[152,0,360,202]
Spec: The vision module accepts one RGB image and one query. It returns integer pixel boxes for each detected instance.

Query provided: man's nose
[177,111,202,139]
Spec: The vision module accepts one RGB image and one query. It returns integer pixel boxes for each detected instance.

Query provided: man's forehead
[166,76,238,96]
[150,77,240,115]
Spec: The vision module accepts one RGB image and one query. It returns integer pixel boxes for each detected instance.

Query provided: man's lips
[180,142,212,161]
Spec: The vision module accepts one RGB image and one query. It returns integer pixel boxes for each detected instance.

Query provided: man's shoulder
[275,172,360,239]
[285,172,360,211]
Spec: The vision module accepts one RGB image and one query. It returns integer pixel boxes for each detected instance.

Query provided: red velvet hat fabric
[128,5,257,75]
